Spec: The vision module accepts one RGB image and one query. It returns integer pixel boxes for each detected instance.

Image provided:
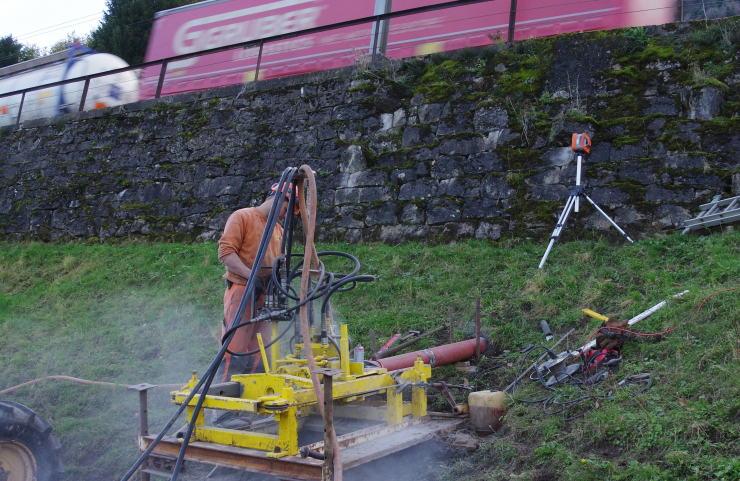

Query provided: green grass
[1,232,740,480]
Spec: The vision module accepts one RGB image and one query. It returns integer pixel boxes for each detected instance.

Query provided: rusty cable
[297,165,343,480]
[0,375,184,396]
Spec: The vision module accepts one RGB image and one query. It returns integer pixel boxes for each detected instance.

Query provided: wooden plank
[140,435,322,480]
[339,418,464,470]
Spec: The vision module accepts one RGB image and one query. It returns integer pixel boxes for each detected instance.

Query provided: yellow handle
[582,308,609,321]
[256,333,271,373]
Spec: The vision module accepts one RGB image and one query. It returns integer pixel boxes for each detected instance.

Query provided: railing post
[379,0,393,55]
[16,91,25,128]
[507,0,518,46]
[253,40,264,89]
[371,19,381,63]
[128,383,157,481]
[78,77,91,112]
[155,60,168,99]
[678,0,684,22]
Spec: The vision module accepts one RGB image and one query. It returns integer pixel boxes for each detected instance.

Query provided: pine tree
[0,35,37,68]
[89,0,201,65]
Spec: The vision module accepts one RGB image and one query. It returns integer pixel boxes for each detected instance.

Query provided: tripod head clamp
[572,133,591,154]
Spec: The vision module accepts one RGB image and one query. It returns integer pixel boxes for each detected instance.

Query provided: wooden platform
[139,415,464,480]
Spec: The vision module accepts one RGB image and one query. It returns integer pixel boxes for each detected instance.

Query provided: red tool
[580,348,621,374]
[379,334,401,351]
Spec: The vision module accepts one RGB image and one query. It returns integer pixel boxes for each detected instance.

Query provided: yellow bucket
[468,390,506,436]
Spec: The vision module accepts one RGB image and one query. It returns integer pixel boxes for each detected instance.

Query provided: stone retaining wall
[2,22,739,243]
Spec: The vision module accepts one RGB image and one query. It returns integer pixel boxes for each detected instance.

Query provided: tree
[89,0,201,65]
[0,35,39,68]
[48,31,93,55]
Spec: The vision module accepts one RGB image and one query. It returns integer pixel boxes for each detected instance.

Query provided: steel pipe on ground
[368,338,489,371]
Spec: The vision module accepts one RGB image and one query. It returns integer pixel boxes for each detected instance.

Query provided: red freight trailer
[141,0,677,99]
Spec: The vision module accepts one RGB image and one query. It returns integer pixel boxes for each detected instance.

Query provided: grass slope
[1,232,739,480]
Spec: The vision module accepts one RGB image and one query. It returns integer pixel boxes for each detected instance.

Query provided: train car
[140,0,677,99]
[0,46,139,127]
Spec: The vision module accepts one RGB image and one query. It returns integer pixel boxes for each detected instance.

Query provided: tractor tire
[0,401,64,481]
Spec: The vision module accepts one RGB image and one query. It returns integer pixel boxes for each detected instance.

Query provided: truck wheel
[0,401,64,481]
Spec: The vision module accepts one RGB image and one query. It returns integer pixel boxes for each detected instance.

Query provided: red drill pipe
[380,334,401,350]
[368,338,489,371]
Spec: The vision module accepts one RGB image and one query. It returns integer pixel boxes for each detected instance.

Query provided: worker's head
[267,182,299,219]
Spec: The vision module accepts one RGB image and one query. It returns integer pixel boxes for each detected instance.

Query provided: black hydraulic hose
[169,170,292,478]
[320,275,375,315]
[221,261,328,346]
[511,347,556,404]
[171,168,296,481]
[471,352,519,391]
[294,251,359,284]
[318,251,361,278]
[120,168,297,481]
[283,184,297,271]
[317,251,361,293]
[508,344,636,421]
[329,335,342,361]
[272,257,335,301]
[169,170,297,480]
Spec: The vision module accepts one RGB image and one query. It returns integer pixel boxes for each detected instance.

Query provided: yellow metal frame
[171,325,430,458]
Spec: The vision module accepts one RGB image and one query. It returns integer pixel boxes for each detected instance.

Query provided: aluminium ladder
[682,195,740,234]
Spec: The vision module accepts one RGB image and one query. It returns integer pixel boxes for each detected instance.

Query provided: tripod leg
[539,195,576,269]
[582,194,634,243]
[575,155,582,212]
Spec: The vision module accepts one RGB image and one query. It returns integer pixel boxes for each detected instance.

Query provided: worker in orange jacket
[215,183,296,385]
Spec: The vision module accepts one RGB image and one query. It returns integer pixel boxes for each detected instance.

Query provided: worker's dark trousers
[215,282,271,383]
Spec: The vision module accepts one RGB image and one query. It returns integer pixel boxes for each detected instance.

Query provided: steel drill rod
[503,328,575,393]
[370,329,375,359]
[475,298,481,361]
[449,307,454,344]
[375,326,445,359]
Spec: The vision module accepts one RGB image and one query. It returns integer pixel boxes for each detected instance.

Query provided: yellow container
[468,390,506,436]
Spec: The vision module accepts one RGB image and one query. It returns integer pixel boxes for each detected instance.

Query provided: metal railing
[3,0,737,129]
[0,0,499,128]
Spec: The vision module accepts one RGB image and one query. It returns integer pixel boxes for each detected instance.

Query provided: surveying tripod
[538,133,634,269]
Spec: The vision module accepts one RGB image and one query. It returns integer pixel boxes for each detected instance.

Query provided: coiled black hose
[509,345,650,421]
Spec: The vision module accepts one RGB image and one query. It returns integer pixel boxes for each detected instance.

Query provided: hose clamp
[422,349,436,367]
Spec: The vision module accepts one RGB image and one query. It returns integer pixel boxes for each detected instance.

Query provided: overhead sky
[0,0,108,50]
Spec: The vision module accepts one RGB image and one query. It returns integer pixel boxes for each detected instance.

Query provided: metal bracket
[142,454,185,478]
